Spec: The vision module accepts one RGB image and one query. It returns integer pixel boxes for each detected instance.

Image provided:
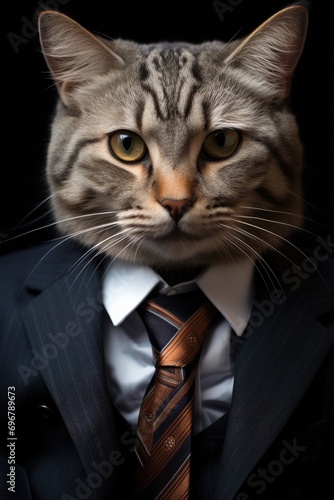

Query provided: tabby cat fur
[38,3,308,278]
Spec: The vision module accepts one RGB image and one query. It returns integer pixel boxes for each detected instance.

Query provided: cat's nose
[159,198,192,222]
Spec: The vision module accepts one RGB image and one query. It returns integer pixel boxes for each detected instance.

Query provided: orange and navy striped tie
[134,289,218,499]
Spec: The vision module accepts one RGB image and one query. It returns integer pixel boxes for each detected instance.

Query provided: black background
[1,0,333,254]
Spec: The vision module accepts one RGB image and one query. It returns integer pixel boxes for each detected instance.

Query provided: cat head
[38,4,308,271]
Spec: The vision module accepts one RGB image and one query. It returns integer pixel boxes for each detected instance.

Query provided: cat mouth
[152,225,201,242]
[142,224,216,265]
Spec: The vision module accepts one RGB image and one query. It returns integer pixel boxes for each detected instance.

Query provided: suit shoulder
[0,242,53,286]
[0,239,86,302]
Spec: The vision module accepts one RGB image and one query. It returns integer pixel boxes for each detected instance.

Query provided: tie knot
[139,289,218,368]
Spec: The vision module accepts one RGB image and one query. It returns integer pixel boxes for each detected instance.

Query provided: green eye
[108,130,148,163]
[202,129,240,161]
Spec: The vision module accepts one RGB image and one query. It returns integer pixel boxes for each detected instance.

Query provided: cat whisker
[103,232,144,265]
[217,223,284,296]
[15,220,129,297]
[15,234,78,298]
[217,226,285,298]
[70,231,134,291]
[131,234,146,264]
[235,214,321,238]
[230,217,332,294]
[11,194,55,229]
[232,217,304,247]
[228,234,282,298]
[99,233,152,286]
[64,228,134,290]
[210,28,242,64]
[230,217,308,264]
[2,210,120,246]
[238,206,306,221]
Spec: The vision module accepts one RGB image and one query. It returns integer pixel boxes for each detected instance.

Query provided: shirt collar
[197,260,254,336]
[102,259,254,336]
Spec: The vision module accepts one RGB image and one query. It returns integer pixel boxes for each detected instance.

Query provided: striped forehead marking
[139,47,202,121]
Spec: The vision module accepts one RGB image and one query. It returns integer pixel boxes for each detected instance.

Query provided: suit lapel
[17,239,334,499]
[20,241,122,495]
[214,258,334,500]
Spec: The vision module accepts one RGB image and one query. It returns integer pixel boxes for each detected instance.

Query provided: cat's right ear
[38,10,125,109]
[222,4,308,103]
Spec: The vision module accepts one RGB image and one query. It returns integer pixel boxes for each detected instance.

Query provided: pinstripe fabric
[134,290,218,499]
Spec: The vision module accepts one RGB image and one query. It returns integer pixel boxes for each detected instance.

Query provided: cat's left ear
[38,10,125,109]
[224,4,309,102]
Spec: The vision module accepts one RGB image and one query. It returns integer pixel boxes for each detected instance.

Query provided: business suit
[0,238,334,499]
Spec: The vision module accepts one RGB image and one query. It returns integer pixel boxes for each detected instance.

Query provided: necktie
[134,289,218,499]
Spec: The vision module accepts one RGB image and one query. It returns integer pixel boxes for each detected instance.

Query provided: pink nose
[159,198,193,222]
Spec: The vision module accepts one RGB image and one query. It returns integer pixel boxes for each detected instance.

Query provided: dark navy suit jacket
[0,238,334,499]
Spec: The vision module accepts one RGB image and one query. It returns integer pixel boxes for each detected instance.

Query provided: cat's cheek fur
[38,5,309,268]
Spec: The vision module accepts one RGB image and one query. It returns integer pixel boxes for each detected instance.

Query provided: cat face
[38,5,308,270]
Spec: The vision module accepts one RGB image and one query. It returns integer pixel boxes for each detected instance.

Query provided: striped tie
[134,289,218,499]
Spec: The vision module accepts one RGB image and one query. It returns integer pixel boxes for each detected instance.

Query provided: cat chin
[101,239,246,270]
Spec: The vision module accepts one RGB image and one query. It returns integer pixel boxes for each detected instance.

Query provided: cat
[37,3,308,283]
[4,6,334,500]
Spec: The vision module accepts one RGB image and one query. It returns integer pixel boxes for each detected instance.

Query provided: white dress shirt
[102,259,254,434]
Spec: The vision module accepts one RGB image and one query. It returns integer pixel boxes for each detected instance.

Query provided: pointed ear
[38,10,124,109]
[224,4,309,102]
